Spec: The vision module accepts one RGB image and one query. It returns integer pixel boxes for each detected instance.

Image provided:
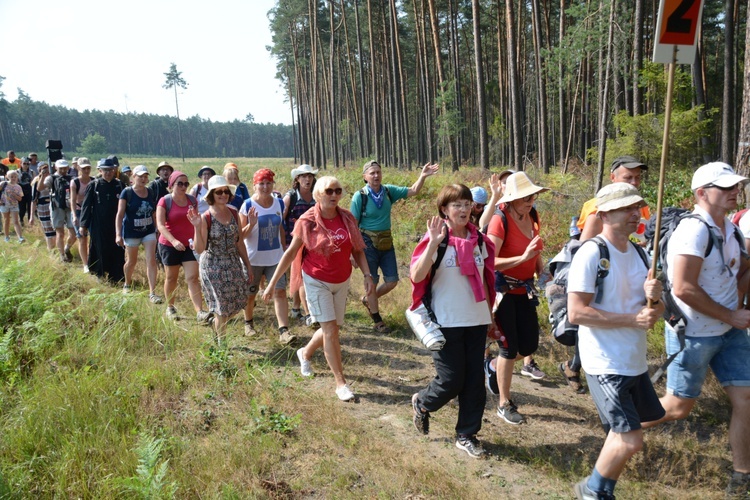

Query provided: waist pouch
[363,229,393,251]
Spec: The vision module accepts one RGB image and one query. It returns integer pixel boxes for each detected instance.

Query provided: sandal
[373,322,391,334]
[558,362,586,394]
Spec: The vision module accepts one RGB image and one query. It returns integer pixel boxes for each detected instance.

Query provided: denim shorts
[249,264,287,294]
[362,232,399,283]
[124,232,157,247]
[0,205,19,213]
[586,371,665,433]
[666,326,750,398]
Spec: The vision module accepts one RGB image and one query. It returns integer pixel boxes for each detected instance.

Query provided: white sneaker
[83,265,89,274]
[335,384,355,402]
[297,348,313,377]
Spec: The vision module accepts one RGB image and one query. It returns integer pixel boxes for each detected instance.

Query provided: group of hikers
[2,150,748,498]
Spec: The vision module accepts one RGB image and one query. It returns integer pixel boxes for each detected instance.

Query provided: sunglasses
[324,187,343,196]
[175,181,190,188]
[214,189,232,196]
[522,193,538,202]
[706,184,738,192]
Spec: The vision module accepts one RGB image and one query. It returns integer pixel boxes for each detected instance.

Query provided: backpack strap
[587,236,611,304]
[358,186,393,222]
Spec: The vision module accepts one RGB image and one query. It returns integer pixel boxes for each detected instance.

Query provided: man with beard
[79,158,125,283]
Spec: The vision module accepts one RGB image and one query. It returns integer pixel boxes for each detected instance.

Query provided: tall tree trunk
[472,0,489,170]
[735,0,750,181]
[505,0,523,170]
[367,0,381,161]
[328,1,339,169]
[353,0,371,157]
[632,0,644,116]
[559,0,566,168]
[595,0,616,191]
[531,0,549,172]
[721,0,736,162]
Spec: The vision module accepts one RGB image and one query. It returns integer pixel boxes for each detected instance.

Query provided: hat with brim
[204,175,236,201]
[198,166,216,178]
[499,172,549,203]
[157,161,173,173]
[97,158,116,169]
[78,157,92,168]
[121,166,132,174]
[691,161,749,190]
[362,160,380,174]
[596,182,645,212]
[498,169,517,181]
[470,186,488,204]
[132,165,149,177]
[611,155,647,172]
[291,164,319,180]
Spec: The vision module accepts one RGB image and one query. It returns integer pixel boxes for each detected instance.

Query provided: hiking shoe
[297,347,313,377]
[497,399,525,425]
[305,315,319,329]
[726,471,750,498]
[559,362,586,394]
[244,320,257,337]
[122,284,132,294]
[4,236,9,243]
[411,393,429,435]
[456,435,485,459]
[149,293,163,304]
[278,327,297,345]
[335,384,355,401]
[196,310,212,325]
[290,308,303,320]
[17,237,25,243]
[484,358,499,395]
[521,360,546,380]
[165,306,178,320]
[64,246,74,262]
[573,478,611,500]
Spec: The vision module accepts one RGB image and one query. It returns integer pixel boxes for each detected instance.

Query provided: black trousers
[417,324,487,437]
[19,184,31,223]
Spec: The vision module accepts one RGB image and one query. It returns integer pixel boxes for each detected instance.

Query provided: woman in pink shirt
[263,176,373,402]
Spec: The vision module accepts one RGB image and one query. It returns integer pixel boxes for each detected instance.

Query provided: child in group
[0,170,25,243]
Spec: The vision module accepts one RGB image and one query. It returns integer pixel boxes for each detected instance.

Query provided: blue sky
[1,0,291,124]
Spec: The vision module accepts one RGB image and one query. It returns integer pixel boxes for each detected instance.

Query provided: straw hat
[204,175,237,201]
[499,172,548,203]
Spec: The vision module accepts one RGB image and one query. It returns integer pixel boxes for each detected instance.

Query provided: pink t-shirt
[157,196,195,247]
[302,214,353,284]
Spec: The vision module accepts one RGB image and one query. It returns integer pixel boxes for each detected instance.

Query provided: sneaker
[335,384,355,401]
[149,293,164,304]
[244,320,257,337]
[456,435,485,459]
[17,237,25,243]
[305,315,319,329]
[290,308,303,320]
[497,399,525,425]
[83,265,89,274]
[278,327,297,345]
[726,471,750,498]
[166,306,178,320]
[411,393,429,435]
[122,284,132,294]
[484,358,499,395]
[521,360,546,380]
[4,236,9,243]
[196,310,212,326]
[573,478,609,500]
[296,347,313,377]
[559,362,586,394]
[64,246,74,262]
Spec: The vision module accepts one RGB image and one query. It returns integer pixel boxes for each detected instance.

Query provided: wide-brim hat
[291,164,319,180]
[499,172,549,203]
[691,162,749,190]
[97,158,116,169]
[198,166,216,178]
[595,182,645,212]
[157,161,173,173]
[204,175,236,201]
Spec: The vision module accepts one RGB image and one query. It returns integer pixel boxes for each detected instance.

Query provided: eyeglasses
[175,181,190,188]
[214,189,232,196]
[324,187,343,196]
[448,202,472,210]
[473,203,486,209]
[706,183,739,192]
[522,193,538,202]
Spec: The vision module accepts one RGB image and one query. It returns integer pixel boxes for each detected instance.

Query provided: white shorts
[302,271,351,326]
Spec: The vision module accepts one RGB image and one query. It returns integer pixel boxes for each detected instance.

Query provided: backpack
[493,205,539,235]
[0,181,7,205]
[731,208,749,226]
[50,174,71,210]
[357,186,393,221]
[163,193,198,217]
[545,236,649,346]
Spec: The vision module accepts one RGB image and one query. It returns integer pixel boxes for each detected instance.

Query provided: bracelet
[363,274,372,278]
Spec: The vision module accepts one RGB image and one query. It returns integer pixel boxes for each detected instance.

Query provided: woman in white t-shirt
[408,183,496,458]
[190,166,215,215]
[239,168,293,345]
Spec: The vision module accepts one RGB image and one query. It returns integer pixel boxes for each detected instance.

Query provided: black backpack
[357,186,393,221]
[50,174,71,210]
[545,236,649,346]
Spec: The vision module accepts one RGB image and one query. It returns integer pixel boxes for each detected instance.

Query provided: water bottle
[569,216,581,240]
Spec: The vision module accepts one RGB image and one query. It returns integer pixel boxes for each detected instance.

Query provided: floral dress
[199,211,251,317]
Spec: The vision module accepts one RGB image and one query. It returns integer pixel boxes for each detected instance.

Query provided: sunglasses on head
[214,189,232,196]
[324,187,343,195]
[175,181,190,188]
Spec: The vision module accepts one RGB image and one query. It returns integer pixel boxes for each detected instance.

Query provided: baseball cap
[132,165,149,177]
[55,159,69,169]
[121,165,132,173]
[362,160,380,174]
[77,157,92,168]
[596,182,645,212]
[470,186,488,204]
[610,156,647,172]
[691,162,749,190]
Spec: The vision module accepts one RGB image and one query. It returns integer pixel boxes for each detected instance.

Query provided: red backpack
[731,208,749,225]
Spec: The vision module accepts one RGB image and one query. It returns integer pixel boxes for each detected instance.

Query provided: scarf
[293,203,365,257]
[410,223,496,309]
[367,185,385,209]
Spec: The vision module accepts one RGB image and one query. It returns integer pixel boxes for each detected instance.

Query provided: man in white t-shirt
[567,182,664,500]
[643,162,750,497]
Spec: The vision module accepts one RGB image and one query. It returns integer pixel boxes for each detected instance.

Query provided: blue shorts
[362,232,399,283]
[124,232,157,248]
[586,372,665,433]
[665,326,750,398]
